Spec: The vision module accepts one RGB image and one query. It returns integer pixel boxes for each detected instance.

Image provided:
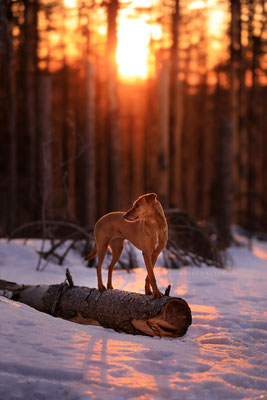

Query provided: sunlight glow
[208,9,226,37]
[253,247,267,260]
[191,304,218,319]
[116,19,150,80]
[43,0,227,77]
[64,0,76,8]
[188,0,205,10]
[189,0,217,10]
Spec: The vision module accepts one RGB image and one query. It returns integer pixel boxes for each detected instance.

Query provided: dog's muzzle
[123,213,137,221]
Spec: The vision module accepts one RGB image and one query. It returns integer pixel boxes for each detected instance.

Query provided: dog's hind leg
[95,239,109,291]
[107,238,124,289]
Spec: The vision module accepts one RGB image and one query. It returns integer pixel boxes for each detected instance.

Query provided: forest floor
[0,231,267,400]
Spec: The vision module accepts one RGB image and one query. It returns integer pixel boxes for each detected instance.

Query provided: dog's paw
[153,290,163,298]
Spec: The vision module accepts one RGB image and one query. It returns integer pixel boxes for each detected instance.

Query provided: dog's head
[123,193,157,222]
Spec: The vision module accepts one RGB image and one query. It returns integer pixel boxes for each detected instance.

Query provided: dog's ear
[145,193,157,203]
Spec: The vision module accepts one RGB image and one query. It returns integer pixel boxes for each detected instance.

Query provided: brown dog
[85,193,168,298]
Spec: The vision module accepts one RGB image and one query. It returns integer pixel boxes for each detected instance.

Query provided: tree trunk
[83,60,96,226]
[37,73,52,220]
[246,1,261,232]
[106,0,120,212]
[62,64,76,221]
[60,7,76,221]
[216,118,233,247]
[23,0,37,218]
[230,0,241,222]
[158,61,170,208]
[169,0,182,208]
[5,2,17,232]
[0,276,192,338]
[144,77,158,194]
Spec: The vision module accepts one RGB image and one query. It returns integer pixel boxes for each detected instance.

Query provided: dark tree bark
[158,61,170,208]
[106,0,120,212]
[5,1,17,232]
[83,60,96,227]
[23,0,38,217]
[245,1,263,233]
[60,8,76,221]
[0,276,192,338]
[230,0,242,222]
[169,0,182,208]
[77,7,96,227]
[37,73,52,220]
[144,77,158,194]
[216,118,233,247]
[62,68,76,221]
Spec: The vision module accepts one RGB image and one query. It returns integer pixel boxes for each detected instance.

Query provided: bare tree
[23,0,38,217]
[37,72,53,220]
[230,0,241,222]
[106,0,120,211]
[245,0,265,232]
[158,60,170,208]
[5,1,17,231]
[169,0,182,208]
[216,118,233,247]
[83,58,96,226]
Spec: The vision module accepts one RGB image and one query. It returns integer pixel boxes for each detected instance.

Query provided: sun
[116,19,150,81]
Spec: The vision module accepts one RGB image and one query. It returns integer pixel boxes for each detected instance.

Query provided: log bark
[0,274,192,338]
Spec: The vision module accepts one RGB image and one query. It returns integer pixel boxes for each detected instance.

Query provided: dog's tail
[84,243,97,261]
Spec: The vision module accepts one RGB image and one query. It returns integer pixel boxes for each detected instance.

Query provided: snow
[0,235,267,400]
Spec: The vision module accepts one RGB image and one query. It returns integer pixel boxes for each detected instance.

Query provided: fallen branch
[8,220,93,240]
[8,209,225,270]
[165,209,224,268]
[9,221,93,271]
[0,271,192,338]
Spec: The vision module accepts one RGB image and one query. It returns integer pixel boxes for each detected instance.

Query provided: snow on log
[0,274,192,338]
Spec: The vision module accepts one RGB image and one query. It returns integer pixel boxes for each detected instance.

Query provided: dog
[84,193,168,298]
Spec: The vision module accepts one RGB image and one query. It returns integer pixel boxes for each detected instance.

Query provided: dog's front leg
[142,251,162,298]
[145,248,160,295]
[146,245,165,294]
[145,275,152,295]
[97,265,106,291]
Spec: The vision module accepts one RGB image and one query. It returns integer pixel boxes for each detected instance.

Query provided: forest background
[0,0,266,247]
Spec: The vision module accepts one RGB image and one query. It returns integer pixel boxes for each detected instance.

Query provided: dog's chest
[154,233,159,249]
[149,229,160,250]
[143,221,165,250]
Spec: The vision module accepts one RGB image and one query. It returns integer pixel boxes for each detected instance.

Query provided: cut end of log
[163,298,192,335]
[131,297,192,338]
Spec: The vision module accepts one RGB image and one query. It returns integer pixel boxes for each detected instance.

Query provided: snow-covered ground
[0,235,267,400]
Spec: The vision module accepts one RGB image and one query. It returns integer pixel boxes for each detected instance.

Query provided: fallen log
[0,271,192,338]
